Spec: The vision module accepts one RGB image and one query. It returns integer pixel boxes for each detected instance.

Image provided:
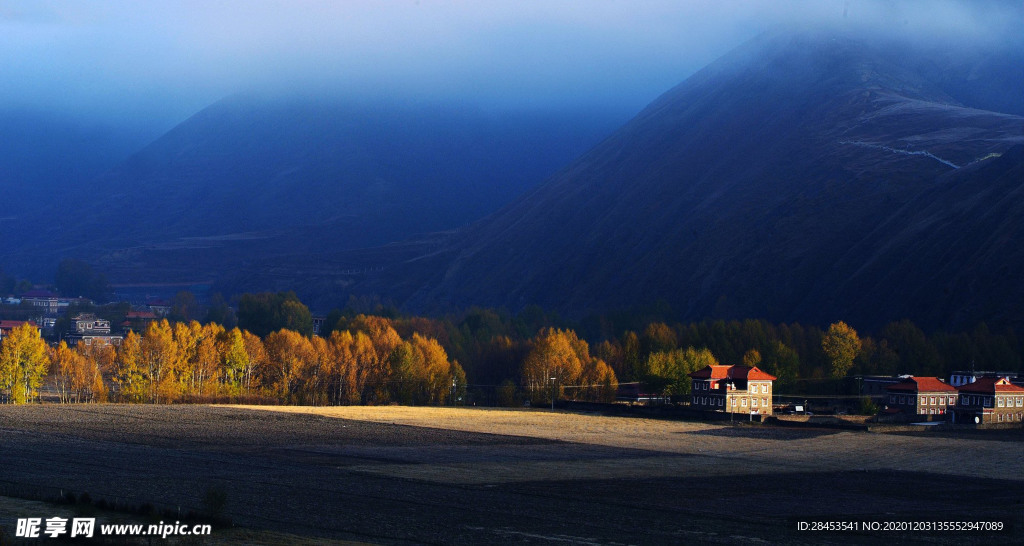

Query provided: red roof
[689,365,777,381]
[126,311,157,319]
[886,376,956,394]
[21,289,58,299]
[958,377,1024,394]
[0,320,37,330]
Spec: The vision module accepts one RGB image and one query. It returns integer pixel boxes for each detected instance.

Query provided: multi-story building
[952,377,1024,425]
[884,376,957,418]
[20,290,60,314]
[689,365,777,416]
[65,313,122,347]
[73,313,111,334]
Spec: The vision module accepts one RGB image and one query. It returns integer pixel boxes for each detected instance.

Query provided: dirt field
[0,404,1021,544]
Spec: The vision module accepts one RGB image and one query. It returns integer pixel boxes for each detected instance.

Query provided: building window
[718,398,723,406]
[998,397,1005,408]
[1017,397,1023,407]
[930,396,936,405]
[889,395,896,405]
[741,398,747,407]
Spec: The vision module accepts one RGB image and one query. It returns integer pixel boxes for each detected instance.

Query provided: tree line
[2,287,1021,405]
[366,308,1022,401]
[0,316,468,406]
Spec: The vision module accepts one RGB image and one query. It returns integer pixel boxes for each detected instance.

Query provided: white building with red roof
[689,365,777,416]
[884,376,957,419]
[952,377,1024,425]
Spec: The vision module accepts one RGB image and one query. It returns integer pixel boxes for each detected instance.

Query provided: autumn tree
[742,348,761,367]
[141,320,180,403]
[50,341,78,403]
[241,330,266,395]
[522,328,585,404]
[646,346,719,397]
[49,342,105,403]
[113,331,148,402]
[192,322,224,397]
[578,357,617,402]
[0,323,50,403]
[324,330,359,404]
[262,329,316,402]
[822,321,861,379]
[221,328,250,395]
[76,342,111,402]
[349,315,401,403]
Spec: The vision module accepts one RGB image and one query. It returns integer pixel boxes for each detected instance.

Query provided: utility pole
[550,376,557,411]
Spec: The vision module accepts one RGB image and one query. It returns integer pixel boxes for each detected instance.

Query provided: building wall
[953,393,1024,424]
[690,379,773,415]
[886,391,956,416]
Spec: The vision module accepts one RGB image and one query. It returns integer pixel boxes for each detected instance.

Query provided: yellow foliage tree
[823,321,861,379]
[521,328,586,404]
[0,323,49,404]
[113,331,148,402]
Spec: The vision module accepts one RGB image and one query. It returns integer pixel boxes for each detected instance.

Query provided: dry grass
[232,405,1022,484]
[1,404,1020,544]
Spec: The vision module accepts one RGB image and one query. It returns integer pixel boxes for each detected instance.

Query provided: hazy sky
[1,0,1020,134]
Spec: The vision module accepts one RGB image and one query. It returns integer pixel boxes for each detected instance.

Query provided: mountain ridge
[325,30,1024,330]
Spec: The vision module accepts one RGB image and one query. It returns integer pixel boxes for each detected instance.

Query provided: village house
[0,320,41,340]
[64,313,123,347]
[121,310,158,334]
[689,365,777,416]
[147,298,172,317]
[20,289,61,314]
[952,377,1024,425]
[883,376,957,419]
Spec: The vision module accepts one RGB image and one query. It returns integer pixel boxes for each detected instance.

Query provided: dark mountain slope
[392,31,1024,330]
[821,144,1024,329]
[0,111,142,217]
[1,97,623,281]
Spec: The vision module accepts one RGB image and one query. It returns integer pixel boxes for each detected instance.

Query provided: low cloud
[0,0,1019,132]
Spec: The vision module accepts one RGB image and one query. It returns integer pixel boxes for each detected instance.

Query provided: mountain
[0,111,143,217]
[0,97,624,282]
[303,30,1023,331]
